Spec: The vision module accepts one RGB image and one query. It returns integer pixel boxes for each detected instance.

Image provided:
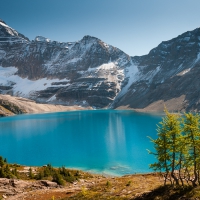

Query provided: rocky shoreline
[0,178,60,198]
[0,164,198,200]
[0,170,162,200]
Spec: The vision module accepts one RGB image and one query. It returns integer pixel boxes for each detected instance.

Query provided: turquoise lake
[0,110,161,176]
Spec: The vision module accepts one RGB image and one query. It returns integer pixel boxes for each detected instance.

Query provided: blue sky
[1,0,200,56]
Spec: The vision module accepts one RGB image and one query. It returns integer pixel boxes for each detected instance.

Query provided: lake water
[0,110,161,176]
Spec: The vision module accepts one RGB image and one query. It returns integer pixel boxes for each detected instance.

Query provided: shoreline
[0,94,185,118]
[0,165,162,200]
[0,94,93,117]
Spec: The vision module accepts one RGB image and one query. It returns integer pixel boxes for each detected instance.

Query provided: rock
[0,189,14,194]
[39,180,58,187]
[0,178,10,186]
[9,179,30,188]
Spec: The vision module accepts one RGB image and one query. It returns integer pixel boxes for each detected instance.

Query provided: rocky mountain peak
[82,35,99,41]
[1,19,200,111]
[34,36,51,42]
[0,20,29,41]
[0,19,7,25]
[0,19,132,108]
[114,27,200,111]
[0,19,17,37]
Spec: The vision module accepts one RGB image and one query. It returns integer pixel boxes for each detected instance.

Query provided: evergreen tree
[53,171,64,185]
[0,156,4,167]
[29,167,34,179]
[149,127,170,185]
[149,108,182,185]
[183,113,200,187]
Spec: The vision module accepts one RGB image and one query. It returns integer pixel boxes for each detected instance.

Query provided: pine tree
[29,167,34,179]
[149,108,182,185]
[0,156,4,167]
[149,127,170,185]
[183,113,200,187]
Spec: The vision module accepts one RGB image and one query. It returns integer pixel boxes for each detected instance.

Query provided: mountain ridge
[0,19,200,111]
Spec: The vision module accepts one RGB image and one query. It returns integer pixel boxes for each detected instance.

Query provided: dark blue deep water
[0,110,161,176]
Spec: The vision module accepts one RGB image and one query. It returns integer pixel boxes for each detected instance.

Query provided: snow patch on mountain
[0,66,69,98]
[35,36,51,42]
[0,22,10,29]
[66,57,82,64]
[46,94,57,102]
[116,62,138,98]
[195,52,200,64]
[177,68,191,76]
[97,62,115,70]
[0,21,19,36]
[189,52,200,69]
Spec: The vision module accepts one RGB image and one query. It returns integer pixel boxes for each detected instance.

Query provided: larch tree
[149,108,182,186]
[183,113,200,187]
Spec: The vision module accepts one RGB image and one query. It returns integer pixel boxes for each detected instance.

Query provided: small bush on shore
[0,156,81,185]
[35,164,80,185]
[0,156,18,178]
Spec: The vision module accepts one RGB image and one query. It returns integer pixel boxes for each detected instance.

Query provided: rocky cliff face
[113,28,200,112]
[0,19,200,111]
[0,20,133,108]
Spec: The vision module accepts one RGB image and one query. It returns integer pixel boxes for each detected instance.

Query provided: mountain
[113,28,200,111]
[0,19,200,111]
[0,19,133,108]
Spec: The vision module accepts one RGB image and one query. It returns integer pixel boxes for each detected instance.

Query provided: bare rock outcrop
[0,178,60,199]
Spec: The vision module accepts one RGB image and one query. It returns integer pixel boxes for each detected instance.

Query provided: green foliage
[149,109,200,187]
[106,180,111,187]
[11,167,19,178]
[35,164,80,185]
[0,156,18,178]
[183,113,200,186]
[58,166,78,183]
[36,170,44,180]
[81,186,88,196]
[0,156,81,186]
[52,171,65,185]
[0,156,4,167]
[126,180,132,186]
[29,167,34,179]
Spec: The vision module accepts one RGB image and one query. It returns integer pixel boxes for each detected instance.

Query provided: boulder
[39,180,58,187]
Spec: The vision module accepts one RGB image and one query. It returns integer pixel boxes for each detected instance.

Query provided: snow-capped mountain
[0,19,133,108]
[0,19,200,111]
[113,28,200,111]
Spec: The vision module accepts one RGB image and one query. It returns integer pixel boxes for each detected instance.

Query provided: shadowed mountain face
[113,28,200,112]
[0,19,200,111]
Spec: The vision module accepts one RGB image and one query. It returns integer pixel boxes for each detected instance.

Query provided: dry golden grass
[62,173,163,200]
[2,167,200,200]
